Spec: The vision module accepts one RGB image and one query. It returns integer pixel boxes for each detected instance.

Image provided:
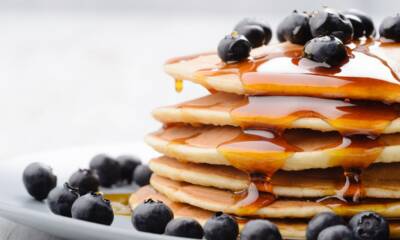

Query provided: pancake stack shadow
[129,40,400,239]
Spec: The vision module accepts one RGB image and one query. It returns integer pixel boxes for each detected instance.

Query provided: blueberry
[23,162,57,201]
[165,217,203,239]
[203,212,239,240]
[71,192,114,225]
[234,18,272,45]
[217,33,252,63]
[235,25,266,48]
[133,164,153,186]
[342,9,375,37]
[349,211,389,240]
[306,212,346,240]
[89,154,121,187]
[317,225,354,240]
[379,14,400,42]
[47,183,79,217]
[116,155,141,184]
[132,199,174,234]
[345,14,365,39]
[303,36,348,67]
[240,219,282,240]
[309,8,354,43]
[69,169,99,195]
[277,10,312,44]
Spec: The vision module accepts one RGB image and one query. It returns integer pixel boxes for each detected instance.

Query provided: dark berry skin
[164,217,203,239]
[234,18,272,45]
[277,10,312,45]
[116,155,141,184]
[133,164,153,186]
[71,192,114,225]
[47,183,79,217]
[317,225,354,240]
[23,162,57,201]
[309,8,354,44]
[240,219,282,240]
[89,154,121,187]
[203,212,239,240]
[345,14,365,39]
[342,9,375,37]
[349,211,389,240]
[306,212,346,240]
[132,199,174,234]
[217,33,252,63]
[303,36,348,67]
[379,15,400,42]
[69,169,99,195]
[235,25,265,48]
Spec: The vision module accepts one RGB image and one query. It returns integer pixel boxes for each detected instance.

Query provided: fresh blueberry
[71,192,114,225]
[306,212,346,240]
[235,24,266,48]
[23,162,57,201]
[277,10,312,44]
[47,183,79,217]
[234,18,272,45]
[89,154,121,187]
[203,212,239,240]
[240,219,282,240]
[317,225,354,240]
[133,164,153,186]
[342,9,375,37]
[345,14,365,39]
[164,217,203,239]
[303,36,348,67]
[349,211,389,240]
[309,8,354,43]
[132,199,174,234]
[217,33,252,63]
[69,169,99,195]
[116,155,141,184]
[379,14,400,42]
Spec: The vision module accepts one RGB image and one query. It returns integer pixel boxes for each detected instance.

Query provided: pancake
[146,124,400,171]
[150,174,400,219]
[150,156,400,199]
[129,186,400,239]
[153,92,400,135]
[165,40,400,103]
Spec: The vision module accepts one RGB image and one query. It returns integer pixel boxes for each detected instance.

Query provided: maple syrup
[103,193,131,216]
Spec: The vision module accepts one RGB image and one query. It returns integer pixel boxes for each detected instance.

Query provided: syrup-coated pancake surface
[150,156,400,199]
[149,174,400,219]
[146,124,400,171]
[129,186,400,240]
[164,41,400,103]
[154,92,400,135]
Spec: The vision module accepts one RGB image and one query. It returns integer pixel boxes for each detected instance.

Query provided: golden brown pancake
[153,92,400,135]
[164,41,400,103]
[146,124,400,171]
[150,156,400,199]
[150,174,400,219]
[129,186,400,240]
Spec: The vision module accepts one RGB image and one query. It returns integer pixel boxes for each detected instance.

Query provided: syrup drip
[175,79,183,93]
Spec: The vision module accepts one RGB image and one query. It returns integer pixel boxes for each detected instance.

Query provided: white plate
[0,142,189,240]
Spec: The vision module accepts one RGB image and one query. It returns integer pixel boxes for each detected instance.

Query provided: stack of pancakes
[129,40,400,239]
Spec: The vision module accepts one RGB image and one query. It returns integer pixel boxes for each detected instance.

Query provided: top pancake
[164,40,400,103]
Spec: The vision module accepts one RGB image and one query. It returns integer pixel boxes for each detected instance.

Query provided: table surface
[0,2,388,239]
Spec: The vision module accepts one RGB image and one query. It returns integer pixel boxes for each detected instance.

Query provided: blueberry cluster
[306,211,389,240]
[22,153,152,225]
[132,200,283,240]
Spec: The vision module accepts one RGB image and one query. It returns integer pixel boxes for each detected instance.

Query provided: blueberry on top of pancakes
[342,9,375,37]
[234,24,266,48]
[217,32,252,63]
[277,10,313,44]
[349,211,389,240]
[234,18,272,46]
[379,14,400,42]
[303,35,348,67]
[344,14,365,39]
[309,8,354,44]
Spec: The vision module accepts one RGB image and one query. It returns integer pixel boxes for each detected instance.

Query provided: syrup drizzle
[175,79,183,93]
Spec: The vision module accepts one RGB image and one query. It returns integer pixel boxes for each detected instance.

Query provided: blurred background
[0,0,397,159]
